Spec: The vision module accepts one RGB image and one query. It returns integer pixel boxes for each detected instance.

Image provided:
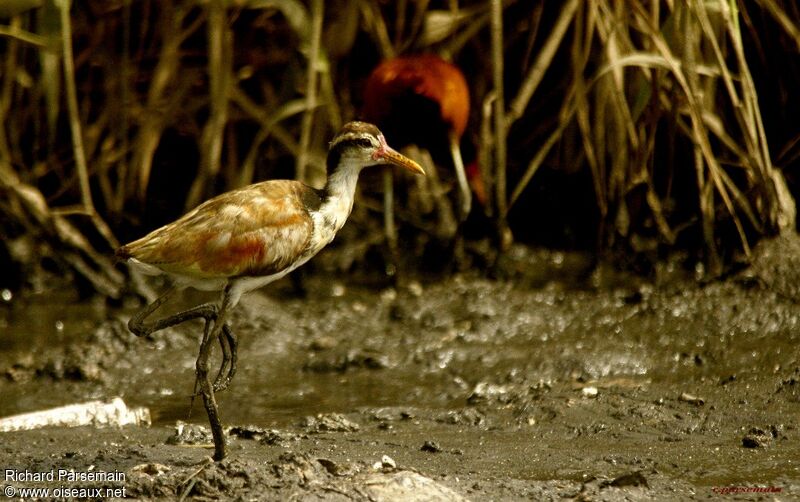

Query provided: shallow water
[1,242,799,499]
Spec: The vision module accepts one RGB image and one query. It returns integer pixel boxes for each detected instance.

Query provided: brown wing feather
[118,180,321,279]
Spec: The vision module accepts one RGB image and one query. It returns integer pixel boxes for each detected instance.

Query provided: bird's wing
[118,180,322,279]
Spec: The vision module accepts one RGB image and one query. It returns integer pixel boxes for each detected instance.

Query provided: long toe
[212,331,232,391]
[212,325,238,392]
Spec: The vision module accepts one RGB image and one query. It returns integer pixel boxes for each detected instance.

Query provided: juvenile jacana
[363,54,471,221]
[117,122,424,461]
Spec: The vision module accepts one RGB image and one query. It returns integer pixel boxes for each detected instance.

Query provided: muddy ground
[1,236,800,500]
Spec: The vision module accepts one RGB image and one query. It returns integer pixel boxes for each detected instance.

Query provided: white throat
[313,157,364,247]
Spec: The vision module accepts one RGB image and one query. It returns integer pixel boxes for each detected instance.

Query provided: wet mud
[1,236,800,500]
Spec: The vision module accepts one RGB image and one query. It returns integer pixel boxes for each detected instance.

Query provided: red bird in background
[363,54,473,232]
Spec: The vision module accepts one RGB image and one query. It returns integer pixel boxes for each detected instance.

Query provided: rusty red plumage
[363,54,469,139]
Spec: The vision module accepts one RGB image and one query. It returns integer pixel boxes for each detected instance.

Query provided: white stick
[0,398,150,432]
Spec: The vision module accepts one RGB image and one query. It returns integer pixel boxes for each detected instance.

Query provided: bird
[116,121,424,461]
[363,54,472,224]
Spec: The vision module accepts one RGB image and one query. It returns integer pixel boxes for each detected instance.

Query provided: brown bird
[117,122,424,461]
[363,54,471,220]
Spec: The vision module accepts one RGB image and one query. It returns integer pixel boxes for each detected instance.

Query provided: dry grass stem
[1,0,798,294]
[506,0,578,129]
[295,0,324,185]
[490,0,507,228]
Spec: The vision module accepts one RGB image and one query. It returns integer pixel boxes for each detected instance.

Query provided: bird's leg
[128,285,234,459]
[214,323,237,392]
[129,290,238,393]
[127,285,179,338]
[449,132,472,221]
[448,134,471,271]
[173,303,238,393]
[195,286,234,462]
[187,318,216,419]
[166,305,237,394]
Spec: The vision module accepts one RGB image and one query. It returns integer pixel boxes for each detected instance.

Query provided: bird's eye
[355,139,373,148]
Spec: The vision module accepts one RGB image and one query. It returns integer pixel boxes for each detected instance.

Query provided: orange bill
[375,137,425,175]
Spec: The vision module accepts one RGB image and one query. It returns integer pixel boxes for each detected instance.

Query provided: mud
[1,236,800,500]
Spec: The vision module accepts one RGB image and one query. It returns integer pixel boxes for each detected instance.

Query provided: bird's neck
[317,160,362,234]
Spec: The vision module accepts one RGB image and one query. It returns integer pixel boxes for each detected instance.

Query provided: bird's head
[327,121,425,176]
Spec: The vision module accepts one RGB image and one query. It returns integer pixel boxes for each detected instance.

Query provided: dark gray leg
[214,320,237,392]
[173,303,238,392]
[195,286,234,461]
[128,286,238,392]
[127,286,179,337]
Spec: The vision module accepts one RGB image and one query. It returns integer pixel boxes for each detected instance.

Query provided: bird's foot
[178,457,214,499]
[212,324,238,392]
[194,371,227,461]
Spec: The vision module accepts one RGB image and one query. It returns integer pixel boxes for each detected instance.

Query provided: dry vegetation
[0,0,799,295]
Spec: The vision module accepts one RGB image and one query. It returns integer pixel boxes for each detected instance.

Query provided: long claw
[128,291,237,461]
[212,325,238,392]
